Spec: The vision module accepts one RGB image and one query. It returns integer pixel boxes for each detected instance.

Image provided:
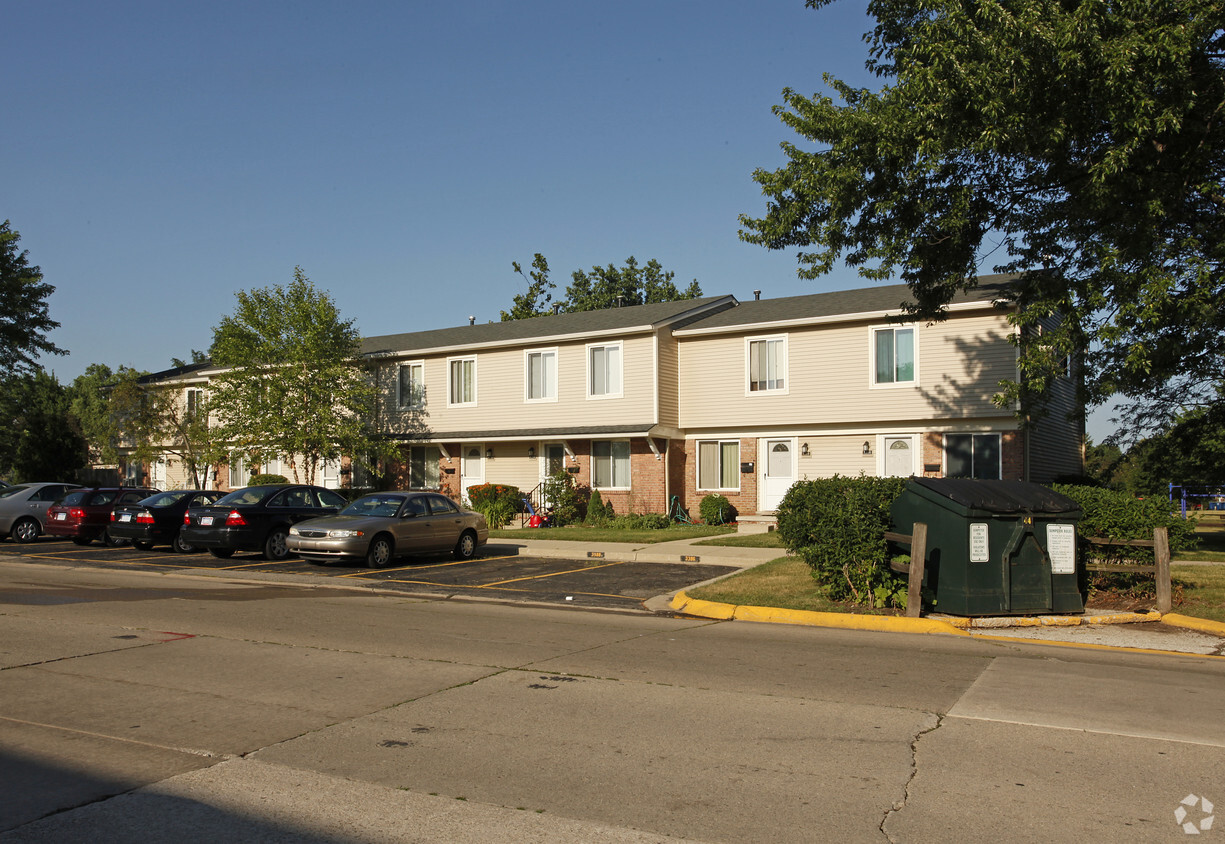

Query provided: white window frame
[592,439,631,490]
[229,454,246,489]
[397,361,425,410]
[185,388,204,421]
[697,439,741,492]
[524,348,558,403]
[586,342,623,399]
[870,325,918,388]
[447,356,477,407]
[745,335,788,395]
[406,445,441,489]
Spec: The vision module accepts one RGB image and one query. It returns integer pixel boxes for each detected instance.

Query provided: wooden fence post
[907,522,927,618]
[1154,526,1172,613]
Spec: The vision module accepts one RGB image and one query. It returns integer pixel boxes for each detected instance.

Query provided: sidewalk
[495,532,1225,656]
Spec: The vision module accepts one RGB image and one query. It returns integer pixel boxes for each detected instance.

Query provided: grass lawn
[1171,564,1225,623]
[1176,524,1225,563]
[488,524,735,544]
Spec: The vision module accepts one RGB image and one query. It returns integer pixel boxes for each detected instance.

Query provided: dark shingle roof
[359,296,736,356]
[676,276,1018,333]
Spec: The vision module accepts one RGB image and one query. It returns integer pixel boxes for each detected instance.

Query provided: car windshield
[0,485,31,499]
[142,491,190,507]
[215,486,277,506]
[341,495,406,518]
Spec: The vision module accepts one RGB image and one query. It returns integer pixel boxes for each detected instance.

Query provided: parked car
[288,491,488,567]
[0,483,83,543]
[45,487,160,546]
[109,489,226,552]
[181,484,347,560]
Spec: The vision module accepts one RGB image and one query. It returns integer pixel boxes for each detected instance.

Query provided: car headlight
[327,529,365,538]
[289,526,301,536]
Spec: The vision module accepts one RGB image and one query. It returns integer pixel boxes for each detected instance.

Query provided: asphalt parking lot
[0,538,739,611]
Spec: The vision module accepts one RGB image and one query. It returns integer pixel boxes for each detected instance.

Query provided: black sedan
[110,489,225,552]
[181,484,348,561]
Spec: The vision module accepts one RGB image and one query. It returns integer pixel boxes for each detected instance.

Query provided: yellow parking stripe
[481,560,625,587]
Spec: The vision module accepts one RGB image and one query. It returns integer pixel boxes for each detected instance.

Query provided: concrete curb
[1160,612,1225,636]
[936,610,1162,630]
[669,591,969,636]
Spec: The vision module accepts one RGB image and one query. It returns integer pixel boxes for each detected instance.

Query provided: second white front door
[760,439,794,512]
[461,445,484,500]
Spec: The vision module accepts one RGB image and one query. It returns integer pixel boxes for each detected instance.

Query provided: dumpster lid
[909,477,1081,515]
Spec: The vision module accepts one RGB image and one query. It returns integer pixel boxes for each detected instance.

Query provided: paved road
[2,559,1223,842]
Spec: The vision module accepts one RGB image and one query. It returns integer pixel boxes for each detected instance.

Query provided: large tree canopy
[0,221,64,375]
[0,369,87,482]
[502,255,702,321]
[740,0,1225,435]
[209,267,381,484]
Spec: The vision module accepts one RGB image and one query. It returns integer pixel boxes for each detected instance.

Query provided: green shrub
[465,483,522,529]
[611,513,672,530]
[540,471,584,526]
[248,474,289,485]
[699,494,735,525]
[585,489,614,525]
[776,475,909,608]
[1051,484,1199,561]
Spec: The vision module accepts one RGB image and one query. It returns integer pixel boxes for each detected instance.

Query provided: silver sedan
[287,492,488,567]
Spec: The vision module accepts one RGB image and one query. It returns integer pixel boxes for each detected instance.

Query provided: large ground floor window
[698,440,740,490]
[592,440,630,489]
[944,433,1001,480]
[406,445,441,489]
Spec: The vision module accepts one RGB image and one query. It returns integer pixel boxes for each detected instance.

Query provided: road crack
[880,712,942,842]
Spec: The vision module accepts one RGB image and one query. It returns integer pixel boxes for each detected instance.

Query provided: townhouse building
[132,277,1084,516]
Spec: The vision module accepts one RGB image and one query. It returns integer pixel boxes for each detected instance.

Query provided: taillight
[68,508,86,521]
[110,511,118,522]
[136,511,155,524]
[224,510,247,526]
[184,511,191,525]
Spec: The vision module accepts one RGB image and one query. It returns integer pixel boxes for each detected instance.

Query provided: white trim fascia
[674,298,1011,338]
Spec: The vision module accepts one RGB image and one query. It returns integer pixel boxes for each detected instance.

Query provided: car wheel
[209,548,235,559]
[71,536,92,546]
[11,518,39,543]
[263,527,290,561]
[453,529,478,560]
[171,531,195,554]
[133,540,154,551]
[365,535,393,568]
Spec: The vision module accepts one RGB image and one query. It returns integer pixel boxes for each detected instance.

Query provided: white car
[0,483,83,543]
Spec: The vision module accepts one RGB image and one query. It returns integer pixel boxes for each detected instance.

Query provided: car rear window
[0,485,31,499]
[215,487,276,506]
[59,491,89,506]
[90,490,119,506]
[144,491,190,507]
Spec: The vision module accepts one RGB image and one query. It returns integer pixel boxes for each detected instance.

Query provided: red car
[45,487,160,546]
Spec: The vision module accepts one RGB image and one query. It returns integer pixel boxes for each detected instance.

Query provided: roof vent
[615,295,624,308]
[552,303,561,315]
[469,316,475,326]
[753,290,761,301]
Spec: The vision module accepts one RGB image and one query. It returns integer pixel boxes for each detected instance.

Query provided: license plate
[119,514,131,522]
[200,516,214,526]
[56,513,66,520]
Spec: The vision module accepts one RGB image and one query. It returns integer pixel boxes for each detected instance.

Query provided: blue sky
[7,0,1112,438]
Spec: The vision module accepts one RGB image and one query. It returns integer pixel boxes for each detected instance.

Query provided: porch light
[800,442,809,456]
[863,441,872,455]
[527,446,536,458]
[486,448,494,459]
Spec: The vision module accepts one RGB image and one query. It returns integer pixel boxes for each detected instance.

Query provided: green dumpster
[891,478,1083,617]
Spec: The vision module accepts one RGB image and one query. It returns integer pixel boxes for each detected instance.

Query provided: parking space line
[334,554,520,578]
[480,560,626,587]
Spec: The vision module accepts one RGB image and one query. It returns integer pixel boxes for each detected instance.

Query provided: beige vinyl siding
[796,435,878,479]
[657,330,679,427]
[678,312,1017,427]
[1028,372,1084,482]
[473,448,542,501]
[379,333,659,435]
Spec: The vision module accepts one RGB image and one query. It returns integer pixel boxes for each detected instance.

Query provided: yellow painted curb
[670,591,967,636]
[1160,613,1225,636]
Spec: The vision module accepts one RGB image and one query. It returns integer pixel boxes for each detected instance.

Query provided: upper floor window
[592,440,630,489]
[873,326,916,385]
[526,349,557,402]
[747,336,786,393]
[448,357,476,406]
[945,433,1001,480]
[588,343,622,398]
[398,362,424,409]
[185,388,203,421]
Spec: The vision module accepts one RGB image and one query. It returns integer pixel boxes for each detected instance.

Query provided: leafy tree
[208,267,383,485]
[740,0,1225,435]
[1,221,65,376]
[502,255,701,320]
[0,369,87,481]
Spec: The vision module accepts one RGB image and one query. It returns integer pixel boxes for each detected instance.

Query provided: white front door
[461,445,484,500]
[883,436,915,477]
[760,439,794,511]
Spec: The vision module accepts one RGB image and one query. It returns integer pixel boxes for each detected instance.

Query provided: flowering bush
[465,483,522,528]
